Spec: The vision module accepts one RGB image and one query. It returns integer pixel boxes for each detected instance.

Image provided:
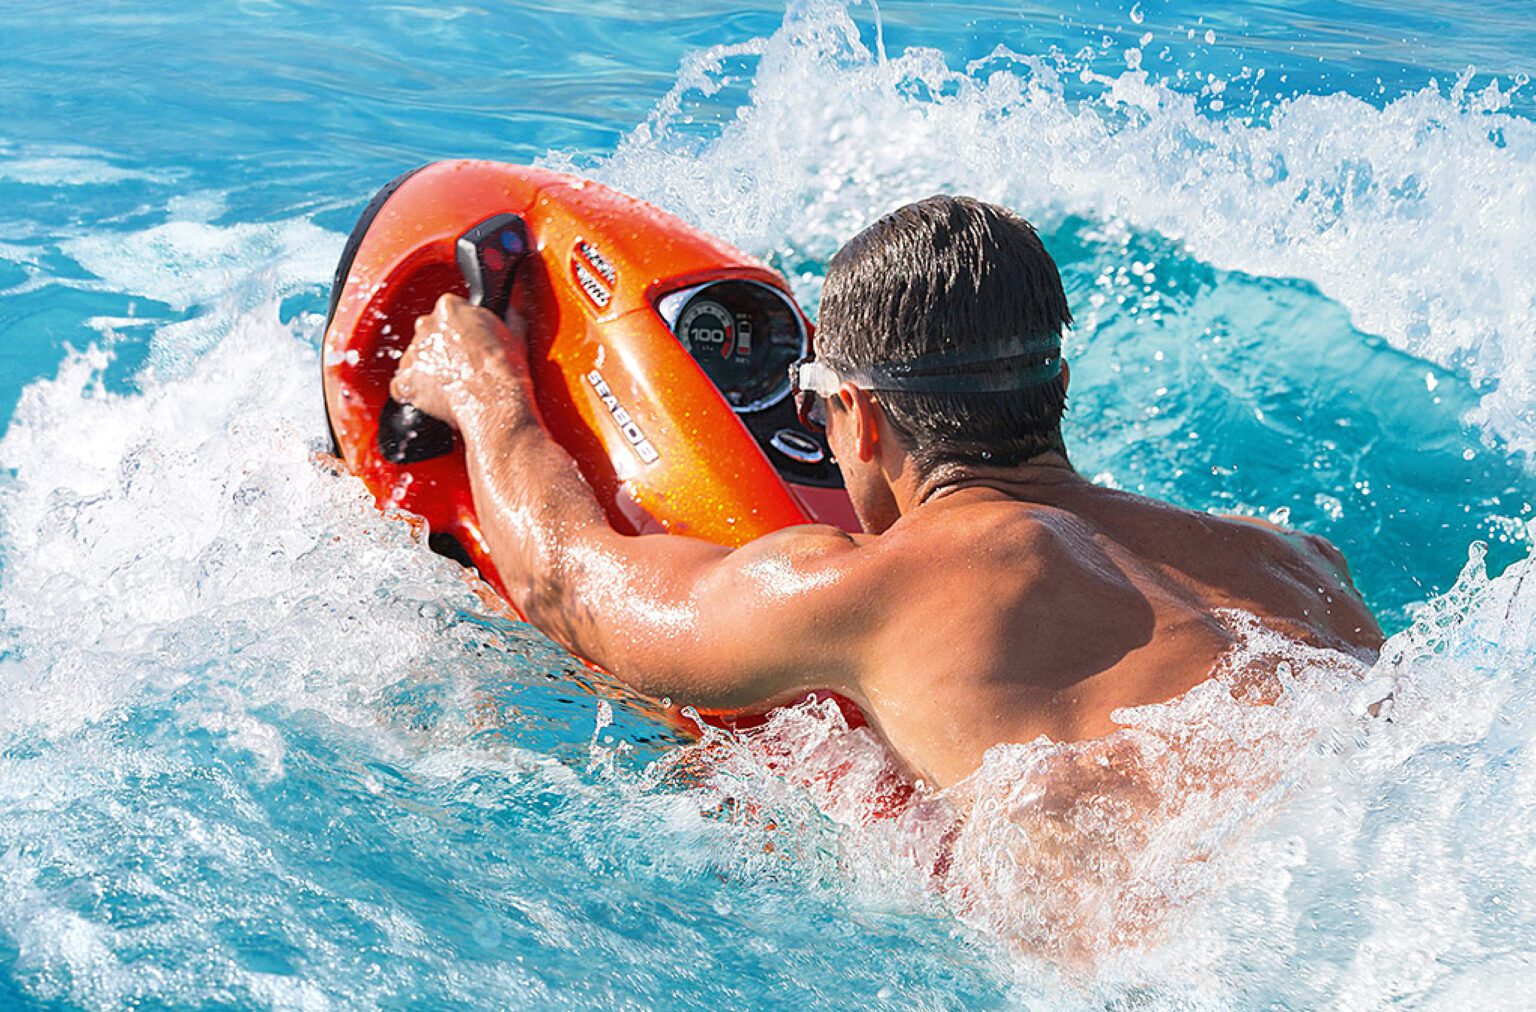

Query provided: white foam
[3,3,1536,1001]
[60,218,337,313]
[574,2,1536,453]
[0,155,164,187]
[0,302,591,1004]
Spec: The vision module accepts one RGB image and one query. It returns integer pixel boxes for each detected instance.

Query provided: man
[391,195,1382,789]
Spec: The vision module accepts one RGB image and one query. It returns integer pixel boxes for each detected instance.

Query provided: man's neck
[896,452,1082,512]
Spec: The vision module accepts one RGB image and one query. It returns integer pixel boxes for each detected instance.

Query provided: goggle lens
[795,389,826,432]
[789,358,830,432]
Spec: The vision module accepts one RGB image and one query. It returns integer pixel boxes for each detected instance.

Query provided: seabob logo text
[586,369,660,464]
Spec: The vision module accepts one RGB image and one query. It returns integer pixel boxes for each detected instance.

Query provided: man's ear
[1061,359,1070,394]
[841,384,883,462]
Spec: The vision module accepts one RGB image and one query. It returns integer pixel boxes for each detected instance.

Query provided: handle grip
[456,213,529,318]
[378,213,531,465]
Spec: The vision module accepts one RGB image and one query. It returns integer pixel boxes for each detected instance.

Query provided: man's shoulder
[1215,511,1346,565]
[738,522,867,560]
[881,497,1089,583]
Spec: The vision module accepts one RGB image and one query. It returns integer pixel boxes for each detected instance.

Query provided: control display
[663,280,804,412]
[678,300,748,360]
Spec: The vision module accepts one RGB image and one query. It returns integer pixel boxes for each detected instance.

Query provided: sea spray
[2,1,1534,1005]
[572,2,1536,457]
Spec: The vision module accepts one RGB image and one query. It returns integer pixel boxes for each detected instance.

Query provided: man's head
[813,195,1073,489]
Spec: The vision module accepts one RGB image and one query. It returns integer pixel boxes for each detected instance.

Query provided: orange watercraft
[321,160,861,727]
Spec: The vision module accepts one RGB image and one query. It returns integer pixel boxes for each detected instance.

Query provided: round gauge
[664,281,805,413]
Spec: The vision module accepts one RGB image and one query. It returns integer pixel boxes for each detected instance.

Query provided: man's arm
[391,294,870,709]
[1224,513,1383,649]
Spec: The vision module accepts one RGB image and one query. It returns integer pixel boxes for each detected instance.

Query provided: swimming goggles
[788,335,1063,432]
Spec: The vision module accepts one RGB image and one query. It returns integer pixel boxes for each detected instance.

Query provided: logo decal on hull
[577,240,616,285]
[571,239,616,310]
[587,369,660,464]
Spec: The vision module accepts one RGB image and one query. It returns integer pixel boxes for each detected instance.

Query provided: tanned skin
[393,293,1384,789]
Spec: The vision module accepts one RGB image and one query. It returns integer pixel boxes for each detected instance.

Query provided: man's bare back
[389,194,1383,792]
[802,475,1381,787]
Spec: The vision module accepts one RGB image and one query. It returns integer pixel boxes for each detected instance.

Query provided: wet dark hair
[815,195,1072,474]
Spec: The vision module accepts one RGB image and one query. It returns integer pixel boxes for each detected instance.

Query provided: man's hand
[390,293,530,428]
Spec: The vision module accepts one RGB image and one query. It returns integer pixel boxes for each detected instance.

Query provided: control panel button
[769,428,826,465]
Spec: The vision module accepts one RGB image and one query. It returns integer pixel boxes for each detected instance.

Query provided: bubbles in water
[582,7,1536,461]
[3,1,1536,1005]
[643,546,1536,1005]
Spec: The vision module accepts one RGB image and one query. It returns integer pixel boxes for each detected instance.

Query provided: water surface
[2,1,1535,1007]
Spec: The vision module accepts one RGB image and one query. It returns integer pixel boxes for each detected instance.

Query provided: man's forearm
[398,304,855,711]
[393,295,768,694]
[391,294,689,672]
[454,373,616,653]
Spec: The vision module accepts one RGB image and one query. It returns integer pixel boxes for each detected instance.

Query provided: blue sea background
[2,0,1536,1007]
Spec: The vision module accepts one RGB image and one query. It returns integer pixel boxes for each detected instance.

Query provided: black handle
[456,213,529,318]
[378,396,456,464]
[379,213,531,465]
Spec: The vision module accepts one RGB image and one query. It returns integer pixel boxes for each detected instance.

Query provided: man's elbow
[605,646,772,711]
[506,574,575,644]
[505,532,611,655]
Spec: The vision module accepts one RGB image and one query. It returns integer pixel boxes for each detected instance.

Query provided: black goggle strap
[793,335,1063,397]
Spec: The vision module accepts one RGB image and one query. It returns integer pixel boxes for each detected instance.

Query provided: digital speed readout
[677,300,752,360]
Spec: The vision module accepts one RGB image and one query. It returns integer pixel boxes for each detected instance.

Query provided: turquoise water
[3,0,1536,1006]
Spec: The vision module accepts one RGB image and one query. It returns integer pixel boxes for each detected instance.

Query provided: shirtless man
[391,194,1383,789]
